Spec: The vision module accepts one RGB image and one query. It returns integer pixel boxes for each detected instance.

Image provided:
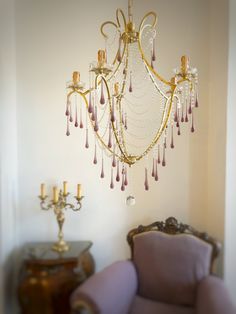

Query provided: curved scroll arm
[100,21,118,39]
[116,8,127,29]
[139,11,157,33]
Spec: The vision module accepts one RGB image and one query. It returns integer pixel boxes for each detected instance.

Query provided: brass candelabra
[39,182,84,253]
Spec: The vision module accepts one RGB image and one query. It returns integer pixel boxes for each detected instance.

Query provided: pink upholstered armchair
[70,217,236,314]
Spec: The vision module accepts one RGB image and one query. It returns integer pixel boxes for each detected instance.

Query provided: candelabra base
[52,240,70,253]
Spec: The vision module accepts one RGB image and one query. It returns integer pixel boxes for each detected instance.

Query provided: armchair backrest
[127,217,221,307]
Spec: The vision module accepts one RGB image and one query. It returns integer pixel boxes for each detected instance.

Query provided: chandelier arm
[117,44,130,159]
[136,91,175,161]
[139,11,157,34]
[138,14,173,87]
[108,39,127,79]
[67,89,121,159]
[96,76,129,163]
[100,21,118,39]
[116,8,127,28]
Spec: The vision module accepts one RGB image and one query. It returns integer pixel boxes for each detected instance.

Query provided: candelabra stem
[52,208,69,253]
[128,0,133,22]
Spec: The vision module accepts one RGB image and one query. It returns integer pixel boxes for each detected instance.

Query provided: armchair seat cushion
[130,296,195,314]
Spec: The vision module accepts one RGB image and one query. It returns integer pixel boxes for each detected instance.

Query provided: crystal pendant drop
[65,100,70,116]
[69,106,73,123]
[157,144,161,164]
[85,129,89,148]
[93,143,97,164]
[144,168,149,191]
[66,117,70,136]
[91,103,95,121]
[129,71,133,93]
[152,38,156,61]
[112,151,116,167]
[152,158,155,177]
[178,124,181,136]
[155,160,158,181]
[80,107,83,128]
[195,94,199,108]
[101,157,105,178]
[121,166,125,191]
[181,106,184,123]
[94,106,99,132]
[124,167,128,186]
[100,79,105,105]
[170,125,174,149]
[185,100,189,123]
[108,123,112,148]
[162,145,166,167]
[191,111,195,133]
[74,106,78,127]
[188,100,192,115]
[116,160,120,182]
[111,97,115,122]
[88,92,93,113]
[110,167,114,189]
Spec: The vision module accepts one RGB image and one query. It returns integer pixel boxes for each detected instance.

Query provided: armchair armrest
[196,276,236,314]
[70,260,138,314]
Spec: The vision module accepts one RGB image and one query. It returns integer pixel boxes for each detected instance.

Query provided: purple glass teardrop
[101,158,105,178]
[121,168,125,191]
[152,38,156,61]
[162,146,166,167]
[124,167,128,186]
[191,111,195,133]
[108,123,112,148]
[69,110,73,123]
[170,125,174,149]
[155,160,158,181]
[93,144,97,164]
[152,158,155,177]
[65,100,70,116]
[94,107,99,132]
[129,72,133,93]
[157,145,161,164]
[66,117,70,136]
[181,106,184,123]
[195,95,199,108]
[111,97,115,122]
[85,129,89,148]
[112,152,116,167]
[188,101,192,115]
[185,100,189,122]
[110,168,114,189]
[75,107,78,127]
[91,104,95,121]
[178,125,181,136]
[80,107,83,128]
[100,80,105,105]
[116,160,120,182]
[88,93,93,113]
[144,168,149,191]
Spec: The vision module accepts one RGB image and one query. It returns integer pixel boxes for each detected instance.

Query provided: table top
[22,241,92,261]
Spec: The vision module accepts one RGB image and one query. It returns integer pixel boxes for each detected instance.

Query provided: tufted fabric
[133,231,212,306]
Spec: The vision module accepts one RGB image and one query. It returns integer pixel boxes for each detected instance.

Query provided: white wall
[15,0,210,272]
[0,0,18,313]
[207,0,229,274]
[225,0,236,302]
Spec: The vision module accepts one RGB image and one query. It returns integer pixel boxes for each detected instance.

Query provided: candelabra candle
[39,182,84,253]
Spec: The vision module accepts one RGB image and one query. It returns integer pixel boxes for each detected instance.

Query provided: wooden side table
[18,241,95,314]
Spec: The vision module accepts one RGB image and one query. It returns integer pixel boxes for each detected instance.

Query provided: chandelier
[65,0,198,191]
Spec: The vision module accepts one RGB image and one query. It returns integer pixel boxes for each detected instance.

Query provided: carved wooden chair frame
[127,217,221,273]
